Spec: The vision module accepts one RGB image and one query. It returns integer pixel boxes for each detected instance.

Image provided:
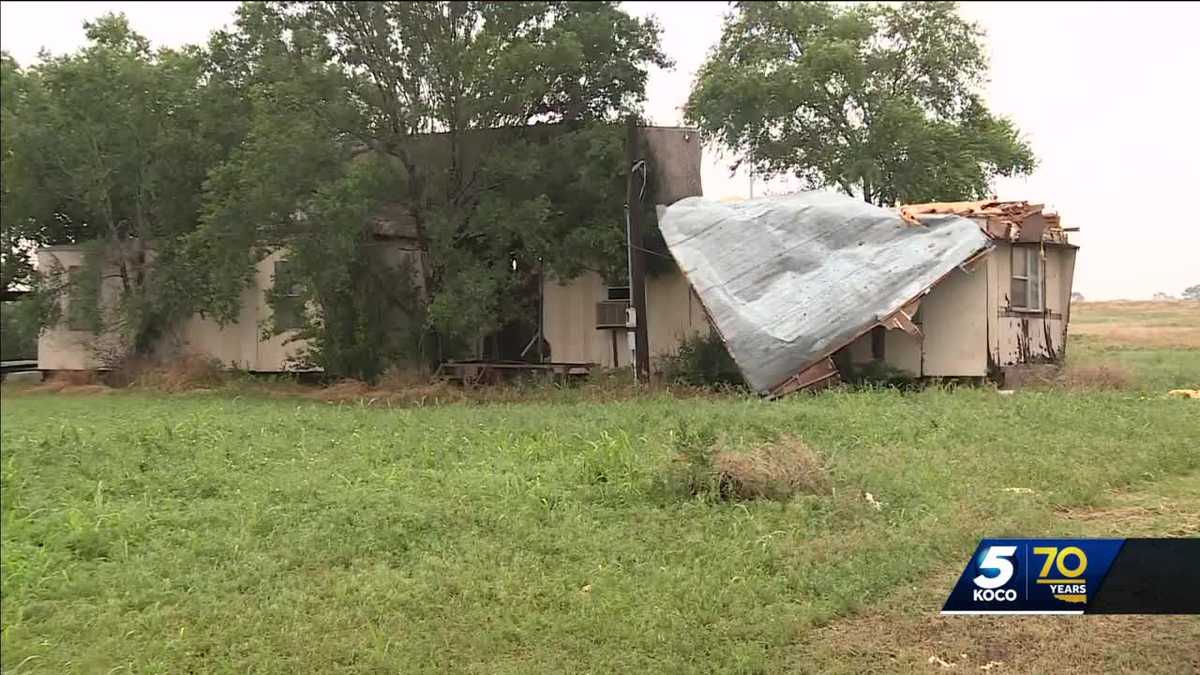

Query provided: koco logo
[972,545,1018,601]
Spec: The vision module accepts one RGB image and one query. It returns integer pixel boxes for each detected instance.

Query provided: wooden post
[625,117,651,381]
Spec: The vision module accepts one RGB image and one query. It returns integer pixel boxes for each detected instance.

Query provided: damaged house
[658,192,1078,395]
[36,119,1077,390]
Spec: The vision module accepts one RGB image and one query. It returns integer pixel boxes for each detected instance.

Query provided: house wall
[920,262,989,376]
[843,264,988,377]
[36,247,130,370]
[542,266,710,369]
[986,241,1075,367]
[37,247,309,371]
[841,238,1077,379]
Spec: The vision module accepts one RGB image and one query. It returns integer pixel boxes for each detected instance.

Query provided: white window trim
[1011,246,1043,312]
[273,260,305,331]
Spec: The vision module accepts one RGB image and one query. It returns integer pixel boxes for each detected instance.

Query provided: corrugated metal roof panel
[659,191,992,394]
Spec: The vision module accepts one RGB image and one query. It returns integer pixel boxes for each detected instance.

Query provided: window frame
[272,260,306,332]
[1010,245,1043,311]
[66,266,91,331]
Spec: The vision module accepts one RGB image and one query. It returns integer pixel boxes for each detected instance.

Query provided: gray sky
[3,1,1198,300]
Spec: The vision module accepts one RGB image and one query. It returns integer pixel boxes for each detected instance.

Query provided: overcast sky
[3,1,1198,300]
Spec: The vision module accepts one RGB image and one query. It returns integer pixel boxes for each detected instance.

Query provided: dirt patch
[1057,476,1200,537]
[1060,504,1199,537]
[305,378,468,407]
[30,371,111,394]
[1053,364,1133,391]
[789,472,1200,673]
[793,575,1200,673]
[307,379,372,402]
[52,383,113,395]
[1011,363,1133,391]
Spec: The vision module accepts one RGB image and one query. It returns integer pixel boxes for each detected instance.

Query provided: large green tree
[687,1,1034,205]
[1,15,239,356]
[200,1,669,378]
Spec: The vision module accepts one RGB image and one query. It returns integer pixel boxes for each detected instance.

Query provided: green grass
[1064,299,1200,391]
[3,388,1197,673]
[1067,335,1200,390]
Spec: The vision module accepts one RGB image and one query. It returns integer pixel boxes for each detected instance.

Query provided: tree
[200,1,669,378]
[686,1,1034,205]
[1183,284,1200,301]
[1,15,238,357]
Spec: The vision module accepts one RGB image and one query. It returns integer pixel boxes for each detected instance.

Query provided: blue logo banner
[942,538,1125,614]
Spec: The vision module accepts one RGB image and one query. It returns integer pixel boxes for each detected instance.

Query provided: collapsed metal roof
[659,191,992,396]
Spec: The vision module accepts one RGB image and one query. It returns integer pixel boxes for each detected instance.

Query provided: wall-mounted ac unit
[595,300,631,329]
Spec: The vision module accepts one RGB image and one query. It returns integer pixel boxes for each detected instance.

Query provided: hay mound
[127,355,228,392]
[1054,364,1131,391]
[307,379,372,402]
[56,384,113,395]
[31,370,101,393]
[711,437,832,501]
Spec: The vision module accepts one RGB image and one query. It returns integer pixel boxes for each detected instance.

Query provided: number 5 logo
[974,545,1017,589]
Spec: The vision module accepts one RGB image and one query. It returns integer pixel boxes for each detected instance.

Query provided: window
[870,325,886,361]
[272,260,305,331]
[66,266,92,331]
[1011,246,1042,310]
[607,286,631,301]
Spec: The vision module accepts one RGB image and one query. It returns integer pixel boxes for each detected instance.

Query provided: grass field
[1067,300,1200,390]
[1,301,1197,673]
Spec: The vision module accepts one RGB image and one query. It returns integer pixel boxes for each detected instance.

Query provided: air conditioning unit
[595,300,631,329]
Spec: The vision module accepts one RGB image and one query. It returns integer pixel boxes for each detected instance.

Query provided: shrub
[838,359,921,390]
[0,298,40,361]
[659,332,745,389]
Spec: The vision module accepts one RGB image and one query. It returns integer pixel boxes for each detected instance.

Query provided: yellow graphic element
[1036,579,1083,584]
[1033,546,1088,579]
[1054,594,1087,604]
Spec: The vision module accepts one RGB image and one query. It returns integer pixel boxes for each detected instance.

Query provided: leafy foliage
[195,2,668,377]
[1,15,240,352]
[659,332,746,389]
[2,3,668,380]
[687,1,1035,205]
[0,298,39,360]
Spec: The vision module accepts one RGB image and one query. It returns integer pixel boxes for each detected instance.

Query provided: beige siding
[845,330,875,364]
[988,241,1073,367]
[37,247,309,372]
[920,265,988,376]
[542,267,709,369]
[250,251,310,371]
[36,248,127,370]
[843,264,988,377]
[846,328,922,374]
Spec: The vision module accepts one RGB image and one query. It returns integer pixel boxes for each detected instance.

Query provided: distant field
[1,300,1197,673]
[1067,300,1199,390]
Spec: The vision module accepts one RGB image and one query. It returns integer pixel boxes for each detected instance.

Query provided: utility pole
[625,117,651,381]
